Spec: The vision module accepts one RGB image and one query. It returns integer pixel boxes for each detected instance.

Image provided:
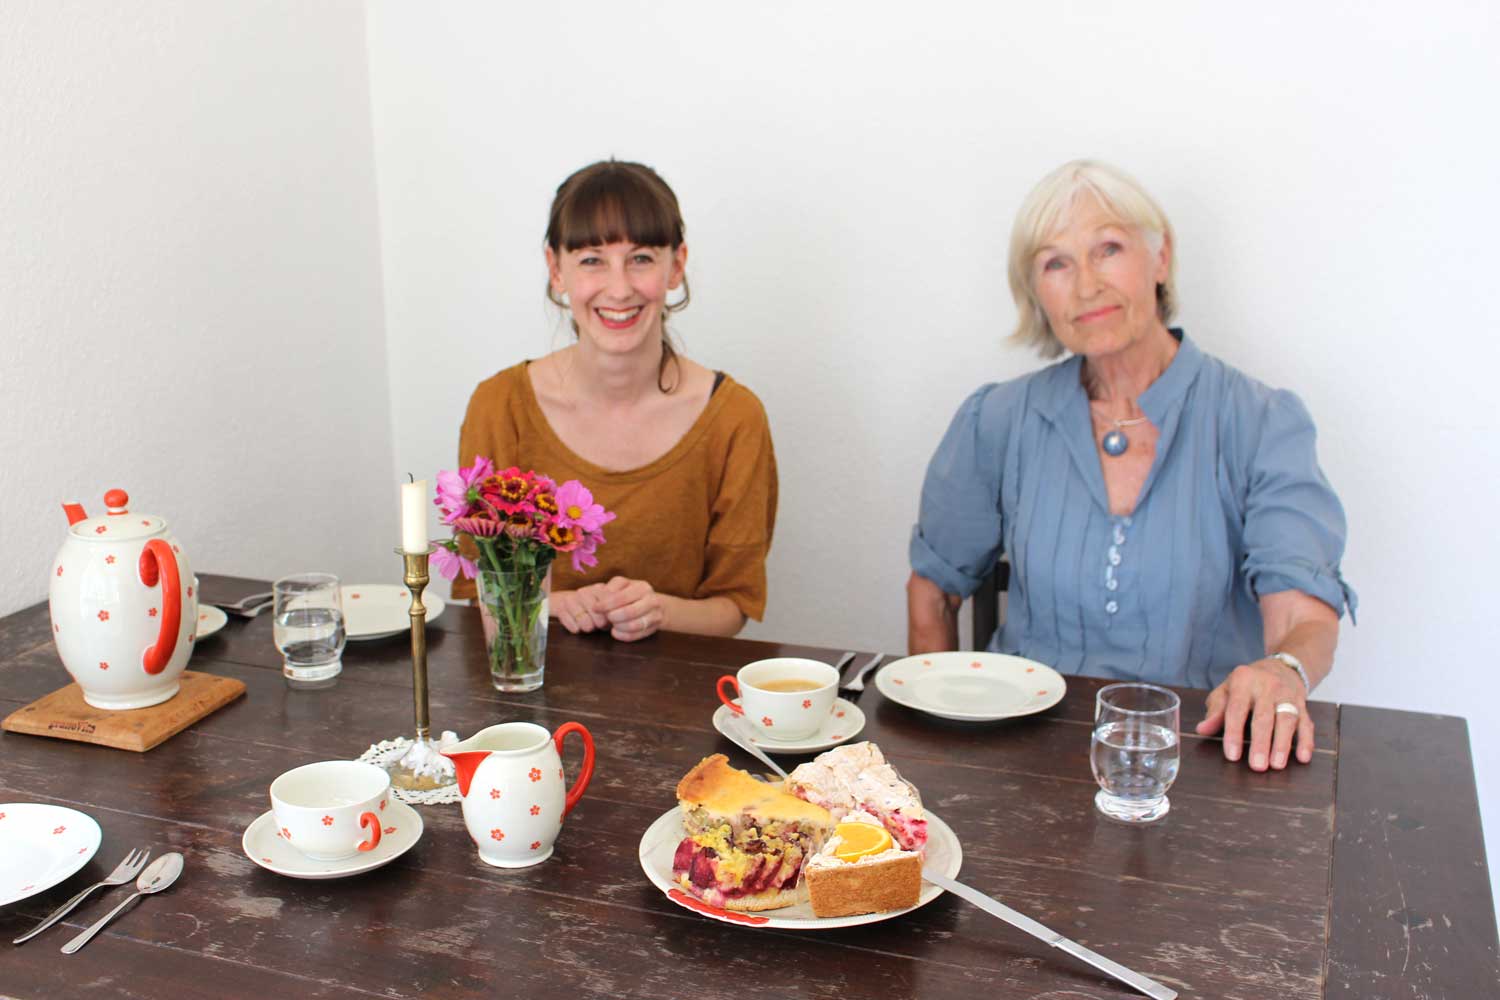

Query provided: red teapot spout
[62,502,88,526]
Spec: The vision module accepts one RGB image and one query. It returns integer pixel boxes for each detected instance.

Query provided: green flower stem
[475,538,554,683]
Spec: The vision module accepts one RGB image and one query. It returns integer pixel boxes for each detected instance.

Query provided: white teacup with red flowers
[270,761,390,861]
[717,658,840,742]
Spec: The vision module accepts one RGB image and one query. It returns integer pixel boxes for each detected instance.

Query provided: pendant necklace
[1100,417,1149,456]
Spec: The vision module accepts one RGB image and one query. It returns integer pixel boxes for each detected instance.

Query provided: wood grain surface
[0,575,1491,999]
[2,670,246,751]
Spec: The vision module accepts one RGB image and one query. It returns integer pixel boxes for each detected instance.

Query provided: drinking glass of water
[273,573,346,689]
[1091,682,1181,823]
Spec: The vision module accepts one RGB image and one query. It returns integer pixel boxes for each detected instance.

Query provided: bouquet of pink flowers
[431,458,615,581]
[432,458,615,691]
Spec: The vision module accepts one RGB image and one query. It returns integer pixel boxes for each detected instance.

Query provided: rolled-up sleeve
[909,385,1007,598]
[1240,389,1358,620]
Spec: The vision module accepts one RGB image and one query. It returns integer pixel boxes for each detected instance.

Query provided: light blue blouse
[909,331,1356,690]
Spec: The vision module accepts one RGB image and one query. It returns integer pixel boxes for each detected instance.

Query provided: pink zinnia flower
[453,515,503,537]
[542,519,581,552]
[431,544,477,581]
[554,481,615,534]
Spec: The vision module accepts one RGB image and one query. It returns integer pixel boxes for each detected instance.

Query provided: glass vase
[476,565,551,693]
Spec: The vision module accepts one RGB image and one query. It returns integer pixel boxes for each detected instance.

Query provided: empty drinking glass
[1091,682,1181,823]
[273,573,346,689]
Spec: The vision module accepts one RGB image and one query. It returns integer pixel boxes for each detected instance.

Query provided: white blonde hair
[1007,160,1178,358]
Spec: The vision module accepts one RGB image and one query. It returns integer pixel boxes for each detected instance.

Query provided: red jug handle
[357,811,382,852]
[138,539,181,675]
[716,675,743,715]
[554,722,595,818]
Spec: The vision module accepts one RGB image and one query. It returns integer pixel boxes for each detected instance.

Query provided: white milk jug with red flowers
[442,721,596,868]
[49,489,198,710]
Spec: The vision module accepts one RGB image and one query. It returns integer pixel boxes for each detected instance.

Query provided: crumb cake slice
[671,754,833,912]
[787,742,928,851]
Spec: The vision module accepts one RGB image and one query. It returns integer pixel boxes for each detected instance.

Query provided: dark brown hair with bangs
[545,160,690,392]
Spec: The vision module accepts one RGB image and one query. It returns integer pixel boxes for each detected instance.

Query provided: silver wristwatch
[1270,651,1311,694]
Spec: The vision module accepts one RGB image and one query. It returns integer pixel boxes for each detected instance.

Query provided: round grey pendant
[1102,429,1129,456]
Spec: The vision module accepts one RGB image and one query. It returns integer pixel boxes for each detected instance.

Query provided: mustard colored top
[452,362,778,620]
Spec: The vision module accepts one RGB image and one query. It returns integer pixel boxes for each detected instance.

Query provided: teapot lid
[70,489,168,542]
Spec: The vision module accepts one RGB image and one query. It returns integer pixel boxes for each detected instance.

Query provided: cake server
[719,714,789,781]
[921,867,1177,1000]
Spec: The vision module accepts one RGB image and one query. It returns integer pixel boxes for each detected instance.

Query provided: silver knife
[831,651,857,683]
[922,868,1177,1000]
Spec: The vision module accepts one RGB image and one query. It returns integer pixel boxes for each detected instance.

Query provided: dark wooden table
[1,575,1495,999]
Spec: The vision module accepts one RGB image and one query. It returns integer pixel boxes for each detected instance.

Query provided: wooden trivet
[2,671,246,752]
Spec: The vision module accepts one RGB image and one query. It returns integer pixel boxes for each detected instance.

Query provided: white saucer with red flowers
[195,605,228,640]
[0,803,102,907]
[241,798,424,880]
[712,697,865,754]
[875,652,1066,722]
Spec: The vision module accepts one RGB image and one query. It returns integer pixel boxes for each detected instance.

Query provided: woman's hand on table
[1194,659,1313,770]
[594,576,667,641]
[551,586,612,634]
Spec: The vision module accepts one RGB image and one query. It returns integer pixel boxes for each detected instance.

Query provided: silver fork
[841,653,885,693]
[12,848,151,945]
[215,591,274,618]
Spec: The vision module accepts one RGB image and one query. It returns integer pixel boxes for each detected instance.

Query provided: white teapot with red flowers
[49,489,198,710]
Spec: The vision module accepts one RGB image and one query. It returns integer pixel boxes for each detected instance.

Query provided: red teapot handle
[138,539,181,675]
[553,722,595,818]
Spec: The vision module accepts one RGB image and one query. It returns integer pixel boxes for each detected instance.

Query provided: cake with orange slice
[803,811,923,917]
[787,742,928,851]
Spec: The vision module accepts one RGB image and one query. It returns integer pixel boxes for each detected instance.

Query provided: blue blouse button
[1105,600,1119,614]
[1113,525,1126,545]
[1108,546,1121,566]
[1106,578,1119,592]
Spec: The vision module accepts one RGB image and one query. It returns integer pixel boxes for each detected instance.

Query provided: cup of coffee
[717,658,839,742]
[270,760,390,861]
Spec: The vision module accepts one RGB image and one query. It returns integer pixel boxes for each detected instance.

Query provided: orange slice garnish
[833,821,893,862]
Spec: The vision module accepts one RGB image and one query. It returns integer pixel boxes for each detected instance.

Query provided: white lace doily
[357,737,463,805]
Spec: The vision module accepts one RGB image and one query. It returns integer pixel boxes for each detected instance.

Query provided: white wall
[0,1,395,611]
[366,2,1499,901]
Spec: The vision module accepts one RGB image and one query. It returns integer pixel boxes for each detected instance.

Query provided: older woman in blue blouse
[908,160,1355,774]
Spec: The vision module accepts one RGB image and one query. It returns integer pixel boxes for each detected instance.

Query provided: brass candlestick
[383,543,456,792]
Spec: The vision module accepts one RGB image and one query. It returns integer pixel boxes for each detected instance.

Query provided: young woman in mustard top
[454,160,777,642]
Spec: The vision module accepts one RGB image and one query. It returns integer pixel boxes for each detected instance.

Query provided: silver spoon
[60,852,184,954]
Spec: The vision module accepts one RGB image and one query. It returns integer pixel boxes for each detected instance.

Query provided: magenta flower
[431,544,477,581]
[434,458,494,524]
[554,481,616,534]
[570,530,603,572]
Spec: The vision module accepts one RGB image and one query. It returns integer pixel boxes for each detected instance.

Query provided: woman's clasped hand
[552,577,667,641]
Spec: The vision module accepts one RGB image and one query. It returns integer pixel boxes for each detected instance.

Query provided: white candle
[400,479,428,553]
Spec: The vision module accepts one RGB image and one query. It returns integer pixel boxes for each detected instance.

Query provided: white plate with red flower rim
[340,585,446,641]
[0,804,103,907]
[195,605,228,640]
[875,652,1066,722]
[711,698,865,754]
[639,807,962,930]
[241,798,424,879]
